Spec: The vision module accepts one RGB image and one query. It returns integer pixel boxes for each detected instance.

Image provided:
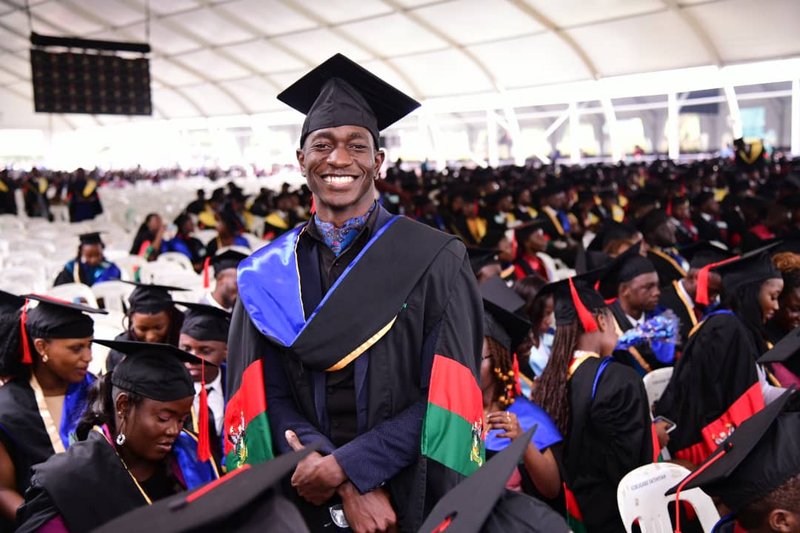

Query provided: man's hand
[286,430,346,505]
[337,482,397,533]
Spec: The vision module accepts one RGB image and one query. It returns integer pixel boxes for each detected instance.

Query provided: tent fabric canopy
[0,0,799,130]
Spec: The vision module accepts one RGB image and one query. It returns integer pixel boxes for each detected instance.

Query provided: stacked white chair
[47,283,99,307]
[92,280,134,313]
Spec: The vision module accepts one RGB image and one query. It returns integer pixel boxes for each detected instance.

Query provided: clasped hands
[285,430,396,533]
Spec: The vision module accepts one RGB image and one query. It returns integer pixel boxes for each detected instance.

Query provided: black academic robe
[692,214,725,244]
[564,356,653,533]
[0,176,16,215]
[647,248,687,286]
[654,312,764,465]
[228,206,483,532]
[658,281,698,349]
[609,301,669,375]
[15,430,172,533]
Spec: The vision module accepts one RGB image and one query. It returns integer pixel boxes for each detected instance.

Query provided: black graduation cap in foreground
[419,427,569,533]
[92,445,320,533]
[480,276,531,352]
[210,249,248,274]
[93,340,215,402]
[176,302,231,343]
[277,53,421,148]
[666,389,799,513]
[597,242,656,299]
[538,270,607,330]
[759,326,800,364]
[24,293,107,339]
[711,243,781,294]
[678,241,734,269]
[123,282,187,314]
[78,231,104,246]
[0,290,24,314]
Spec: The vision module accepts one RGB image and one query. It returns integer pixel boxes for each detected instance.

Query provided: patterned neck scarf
[314,202,377,257]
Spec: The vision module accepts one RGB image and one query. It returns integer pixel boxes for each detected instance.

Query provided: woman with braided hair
[532,272,653,533]
[479,278,562,502]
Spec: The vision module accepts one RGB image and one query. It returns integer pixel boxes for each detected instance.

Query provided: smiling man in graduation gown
[225,54,484,532]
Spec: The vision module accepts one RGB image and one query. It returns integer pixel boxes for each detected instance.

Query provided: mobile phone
[653,415,677,434]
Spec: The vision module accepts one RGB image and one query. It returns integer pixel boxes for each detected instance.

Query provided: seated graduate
[479,278,562,502]
[655,246,786,466]
[667,388,800,533]
[636,208,689,285]
[105,283,186,373]
[598,242,675,375]
[586,219,647,259]
[199,249,248,312]
[176,302,230,465]
[532,271,653,533]
[205,208,250,258]
[512,221,551,281]
[765,252,800,387]
[0,295,105,527]
[53,232,122,287]
[167,213,207,272]
[15,340,220,533]
[659,241,734,347]
[512,275,555,381]
[130,213,168,262]
[420,428,569,533]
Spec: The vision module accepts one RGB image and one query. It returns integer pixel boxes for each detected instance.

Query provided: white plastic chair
[194,229,218,244]
[617,463,719,533]
[90,321,125,376]
[643,367,674,412]
[114,255,148,282]
[0,266,46,293]
[47,283,99,307]
[157,251,194,271]
[92,281,135,313]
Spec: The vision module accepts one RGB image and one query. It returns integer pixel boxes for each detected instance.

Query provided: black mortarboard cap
[78,231,104,245]
[420,427,565,533]
[586,220,638,252]
[468,247,501,275]
[538,269,607,328]
[635,208,670,236]
[0,290,24,314]
[513,220,545,244]
[277,54,421,148]
[123,282,186,314]
[769,235,800,255]
[480,277,531,352]
[711,243,782,294]
[210,249,248,274]
[666,389,799,513]
[678,241,734,269]
[24,294,106,339]
[176,302,231,343]
[690,190,716,208]
[597,242,656,299]
[93,445,319,533]
[95,340,213,402]
[758,326,800,364]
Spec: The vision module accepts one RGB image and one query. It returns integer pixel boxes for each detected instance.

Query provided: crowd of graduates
[0,142,798,531]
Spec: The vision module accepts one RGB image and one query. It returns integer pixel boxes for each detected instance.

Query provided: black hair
[485,336,515,408]
[125,306,185,347]
[0,310,24,377]
[721,280,771,354]
[130,213,160,255]
[513,275,549,339]
[76,372,144,441]
[737,473,800,531]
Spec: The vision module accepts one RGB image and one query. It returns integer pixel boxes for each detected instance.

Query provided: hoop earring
[116,433,126,446]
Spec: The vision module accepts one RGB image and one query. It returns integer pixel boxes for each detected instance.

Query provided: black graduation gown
[564,356,653,533]
[692,214,725,243]
[647,248,687,285]
[0,176,16,215]
[15,430,155,533]
[609,300,669,374]
[654,313,763,465]
[227,206,484,532]
[658,281,698,349]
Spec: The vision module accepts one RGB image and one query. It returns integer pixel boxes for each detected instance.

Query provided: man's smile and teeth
[321,174,357,185]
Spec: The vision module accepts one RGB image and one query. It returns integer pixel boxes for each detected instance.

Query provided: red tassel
[510,230,519,259]
[695,256,737,306]
[202,256,211,289]
[666,199,673,217]
[310,196,316,215]
[511,353,521,397]
[569,278,597,332]
[20,299,32,364]
[197,358,211,463]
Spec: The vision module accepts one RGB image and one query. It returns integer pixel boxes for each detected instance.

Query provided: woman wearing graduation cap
[0,295,106,526]
[104,283,185,373]
[655,245,786,466]
[480,278,562,503]
[205,207,250,258]
[53,232,122,287]
[15,340,219,533]
[532,272,653,533]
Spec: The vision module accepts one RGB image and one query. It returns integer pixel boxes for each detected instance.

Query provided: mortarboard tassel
[20,299,32,364]
[695,256,737,306]
[310,196,316,215]
[672,443,730,533]
[569,278,598,333]
[511,353,521,397]
[197,358,211,463]
[202,256,211,289]
[666,199,673,217]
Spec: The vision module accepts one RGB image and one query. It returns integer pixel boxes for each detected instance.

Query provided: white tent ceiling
[0,0,799,130]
